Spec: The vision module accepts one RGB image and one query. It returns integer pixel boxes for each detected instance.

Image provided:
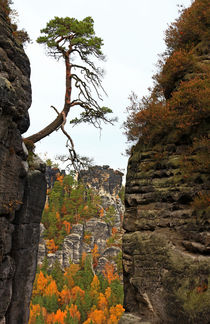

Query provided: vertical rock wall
[0,9,46,324]
[122,142,210,323]
[121,3,210,322]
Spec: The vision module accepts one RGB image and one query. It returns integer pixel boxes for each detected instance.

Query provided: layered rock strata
[122,144,210,323]
[0,9,46,324]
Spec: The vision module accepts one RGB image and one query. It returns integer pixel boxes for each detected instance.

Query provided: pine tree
[25,16,115,168]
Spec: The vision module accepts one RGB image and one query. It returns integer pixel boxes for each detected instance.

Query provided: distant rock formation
[80,165,124,228]
[0,9,46,324]
[79,165,123,196]
[38,166,124,273]
[38,218,122,270]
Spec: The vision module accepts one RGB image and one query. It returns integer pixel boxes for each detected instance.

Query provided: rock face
[79,165,123,196]
[122,144,210,323]
[80,165,124,228]
[0,9,46,324]
[121,2,210,322]
[45,165,65,188]
[39,218,114,268]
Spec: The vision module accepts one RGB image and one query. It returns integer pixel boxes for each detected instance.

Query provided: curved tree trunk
[25,113,64,143]
[25,51,72,144]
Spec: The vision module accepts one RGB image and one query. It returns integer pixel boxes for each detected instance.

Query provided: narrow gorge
[0,1,209,323]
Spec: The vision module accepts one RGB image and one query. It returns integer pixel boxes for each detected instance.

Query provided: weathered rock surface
[45,165,65,188]
[122,6,210,321]
[80,165,124,228]
[0,9,46,324]
[79,165,123,196]
[39,217,121,270]
[119,313,149,324]
[37,223,46,265]
[6,171,46,324]
[123,144,210,323]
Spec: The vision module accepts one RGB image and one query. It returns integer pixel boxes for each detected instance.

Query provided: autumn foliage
[46,239,58,254]
[91,244,100,268]
[30,168,124,323]
[124,0,210,220]
[0,0,30,44]
[29,254,124,323]
[124,0,210,148]
[103,263,119,284]
[42,173,117,253]
[164,0,209,53]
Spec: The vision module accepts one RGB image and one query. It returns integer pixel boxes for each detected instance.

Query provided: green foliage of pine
[43,295,59,313]
[32,295,44,308]
[34,314,45,324]
[109,279,124,306]
[98,273,109,294]
[73,255,94,291]
[37,16,104,60]
[103,205,116,226]
[51,260,65,292]
[64,313,79,324]
[114,251,123,276]
[38,257,49,276]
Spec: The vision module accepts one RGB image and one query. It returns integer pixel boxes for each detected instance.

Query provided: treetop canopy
[37,16,104,59]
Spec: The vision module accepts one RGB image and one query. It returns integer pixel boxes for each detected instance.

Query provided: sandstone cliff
[121,1,210,323]
[122,143,209,324]
[0,9,46,324]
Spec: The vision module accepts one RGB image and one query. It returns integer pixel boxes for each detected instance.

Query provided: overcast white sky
[13,0,192,174]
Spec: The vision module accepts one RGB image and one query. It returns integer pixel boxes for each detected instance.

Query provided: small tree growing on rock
[26,16,115,168]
